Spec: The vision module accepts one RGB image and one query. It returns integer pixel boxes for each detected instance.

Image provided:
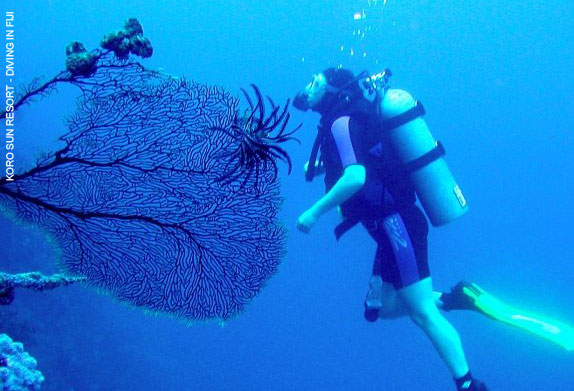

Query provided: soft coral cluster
[0,334,44,391]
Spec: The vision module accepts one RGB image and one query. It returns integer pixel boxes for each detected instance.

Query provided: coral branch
[0,272,85,306]
[0,272,85,291]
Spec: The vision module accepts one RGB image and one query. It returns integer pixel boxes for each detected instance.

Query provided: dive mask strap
[324,70,370,98]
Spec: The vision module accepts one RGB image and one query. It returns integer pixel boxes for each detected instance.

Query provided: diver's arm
[297,115,364,232]
[297,165,365,232]
[312,114,365,215]
[310,164,365,216]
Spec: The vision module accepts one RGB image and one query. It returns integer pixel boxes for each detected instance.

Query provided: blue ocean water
[1,0,573,390]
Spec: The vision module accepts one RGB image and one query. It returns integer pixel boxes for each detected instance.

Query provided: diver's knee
[408,305,440,328]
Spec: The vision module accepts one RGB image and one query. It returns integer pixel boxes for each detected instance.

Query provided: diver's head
[293,68,362,114]
[293,72,328,112]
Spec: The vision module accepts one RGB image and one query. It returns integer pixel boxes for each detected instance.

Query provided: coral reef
[0,334,44,391]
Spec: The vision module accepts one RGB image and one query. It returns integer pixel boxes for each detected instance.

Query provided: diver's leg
[365,276,409,319]
[398,277,469,378]
[363,241,409,319]
[364,207,431,321]
[371,284,444,316]
[370,210,487,388]
[363,219,410,320]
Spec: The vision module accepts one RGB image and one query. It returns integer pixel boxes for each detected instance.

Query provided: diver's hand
[296,208,319,233]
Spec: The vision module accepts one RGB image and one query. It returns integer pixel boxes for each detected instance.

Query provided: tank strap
[382,101,426,130]
[334,217,361,241]
[305,124,325,182]
[403,141,446,173]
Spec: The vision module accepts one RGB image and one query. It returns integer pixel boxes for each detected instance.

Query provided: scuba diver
[292,67,574,390]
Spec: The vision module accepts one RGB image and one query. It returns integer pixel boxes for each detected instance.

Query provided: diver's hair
[322,68,363,99]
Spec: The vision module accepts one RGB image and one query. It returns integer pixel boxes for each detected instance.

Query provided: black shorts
[363,205,430,290]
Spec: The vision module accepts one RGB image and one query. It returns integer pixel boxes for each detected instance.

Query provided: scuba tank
[366,70,468,226]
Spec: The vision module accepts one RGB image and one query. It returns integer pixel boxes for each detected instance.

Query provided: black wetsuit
[319,99,430,289]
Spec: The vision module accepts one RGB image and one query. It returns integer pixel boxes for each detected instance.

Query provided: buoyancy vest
[315,97,416,239]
